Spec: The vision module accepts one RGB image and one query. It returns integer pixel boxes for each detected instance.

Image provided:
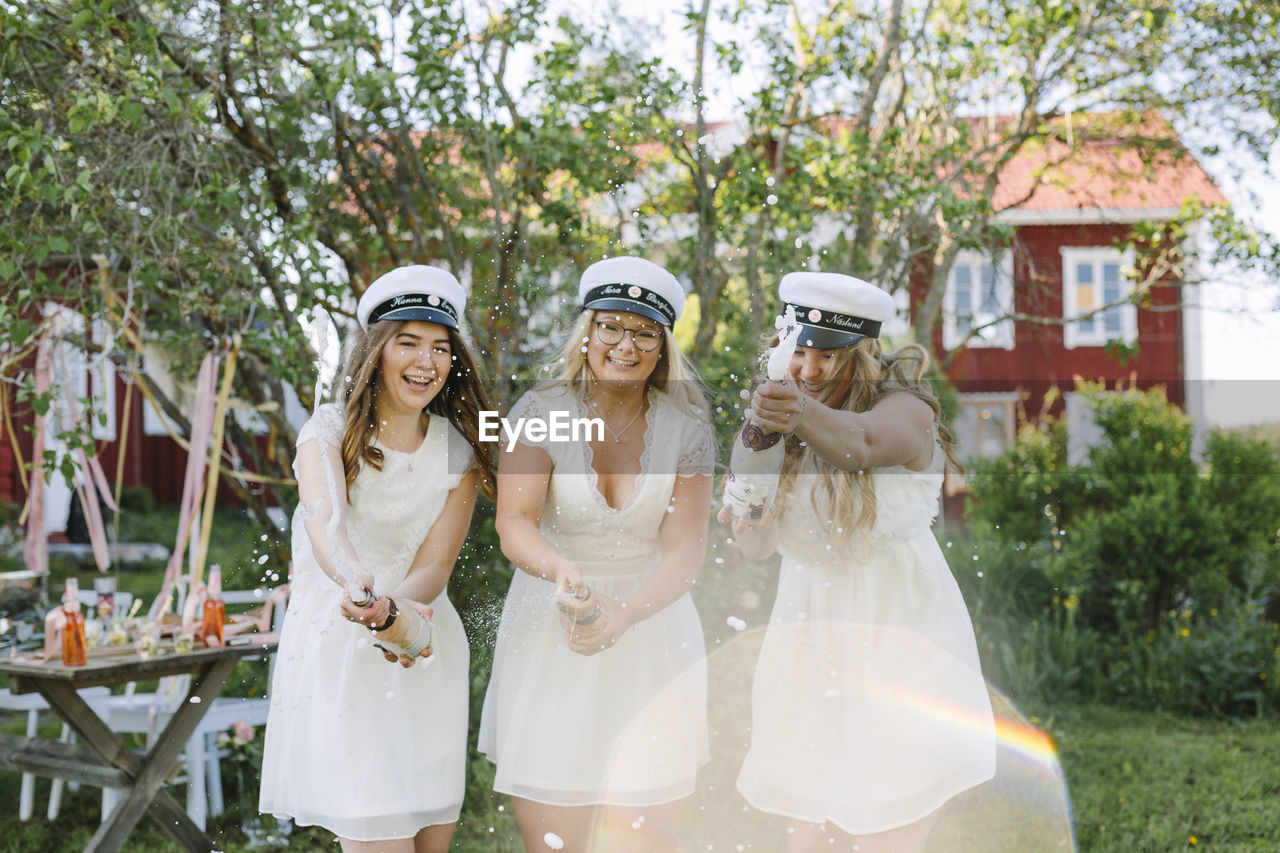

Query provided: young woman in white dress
[727,273,996,853]
[479,256,714,851]
[259,266,495,853]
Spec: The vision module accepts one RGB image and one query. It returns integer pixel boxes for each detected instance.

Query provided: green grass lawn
[1051,705,1280,852]
[4,701,1279,851]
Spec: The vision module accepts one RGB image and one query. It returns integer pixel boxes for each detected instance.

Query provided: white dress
[478,386,714,806]
[259,403,472,840]
[736,440,996,835]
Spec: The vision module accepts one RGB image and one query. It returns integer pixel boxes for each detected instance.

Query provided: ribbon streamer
[152,353,219,618]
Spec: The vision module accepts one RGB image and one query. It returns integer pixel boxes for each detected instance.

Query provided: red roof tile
[987,112,1226,213]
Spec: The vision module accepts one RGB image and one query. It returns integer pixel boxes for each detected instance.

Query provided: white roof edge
[995,206,1184,225]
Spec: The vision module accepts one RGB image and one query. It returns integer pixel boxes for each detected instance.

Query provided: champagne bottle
[62,578,87,666]
[555,579,605,629]
[349,585,433,657]
[725,420,785,520]
[200,565,227,648]
[723,305,800,521]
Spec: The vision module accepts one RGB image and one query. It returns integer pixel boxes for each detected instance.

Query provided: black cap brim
[797,324,865,349]
[586,298,672,327]
[371,306,459,330]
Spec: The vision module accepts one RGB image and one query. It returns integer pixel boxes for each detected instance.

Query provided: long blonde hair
[548,309,709,421]
[338,320,497,501]
[780,338,957,554]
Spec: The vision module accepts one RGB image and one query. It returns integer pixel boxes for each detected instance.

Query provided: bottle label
[741,422,781,451]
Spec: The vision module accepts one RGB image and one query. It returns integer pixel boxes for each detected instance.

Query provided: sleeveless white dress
[478,386,714,806]
[736,440,996,835]
[259,403,472,840]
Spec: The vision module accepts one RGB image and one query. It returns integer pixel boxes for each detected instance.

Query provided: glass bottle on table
[200,565,227,648]
[61,578,88,666]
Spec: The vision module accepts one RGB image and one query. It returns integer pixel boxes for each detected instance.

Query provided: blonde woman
[728,273,996,853]
[260,266,495,853]
[479,257,714,851]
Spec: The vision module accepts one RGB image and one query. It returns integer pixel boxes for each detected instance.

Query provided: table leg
[39,657,240,853]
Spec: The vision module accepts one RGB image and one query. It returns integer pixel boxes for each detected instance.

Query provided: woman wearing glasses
[479,256,714,851]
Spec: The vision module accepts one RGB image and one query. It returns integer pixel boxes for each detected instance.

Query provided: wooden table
[0,636,278,853]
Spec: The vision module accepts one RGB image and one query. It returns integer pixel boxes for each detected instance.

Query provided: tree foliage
[1,0,1278,533]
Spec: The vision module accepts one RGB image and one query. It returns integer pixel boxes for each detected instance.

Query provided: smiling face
[586,310,665,388]
[375,320,453,417]
[789,344,842,398]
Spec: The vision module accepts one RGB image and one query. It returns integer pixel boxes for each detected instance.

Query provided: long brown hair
[779,337,957,554]
[338,321,496,501]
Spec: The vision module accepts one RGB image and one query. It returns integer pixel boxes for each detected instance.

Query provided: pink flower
[230,719,255,746]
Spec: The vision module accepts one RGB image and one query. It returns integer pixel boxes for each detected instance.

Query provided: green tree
[0,0,672,533]
[625,0,1280,364]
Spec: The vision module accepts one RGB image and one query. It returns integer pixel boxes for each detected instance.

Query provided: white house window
[951,392,1018,462]
[945,392,1018,494]
[1061,247,1137,349]
[942,251,1014,350]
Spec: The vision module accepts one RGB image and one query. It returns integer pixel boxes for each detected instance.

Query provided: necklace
[590,397,645,443]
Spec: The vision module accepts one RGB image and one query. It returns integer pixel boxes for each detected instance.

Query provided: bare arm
[750,383,935,472]
[294,436,371,589]
[625,473,712,622]
[493,437,579,584]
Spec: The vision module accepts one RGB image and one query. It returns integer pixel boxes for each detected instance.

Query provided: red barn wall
[935,222,1185,417]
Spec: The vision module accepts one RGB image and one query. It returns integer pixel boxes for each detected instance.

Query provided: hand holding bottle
[554,570,602,637]
[746,380,809,436]
[340,571,435,667]
[555,575,632,655]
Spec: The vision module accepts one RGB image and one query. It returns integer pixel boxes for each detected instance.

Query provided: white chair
[100,585,286,830]
[0,686,112,820]
[0,588,134,821]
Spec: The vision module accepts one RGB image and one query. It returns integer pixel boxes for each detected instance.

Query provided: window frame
[1060,246,1137,349]
[942,250,1015,351]
[944,391,1019,495]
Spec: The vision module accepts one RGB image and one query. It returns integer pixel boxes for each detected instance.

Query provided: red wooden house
[931,115,1226,515]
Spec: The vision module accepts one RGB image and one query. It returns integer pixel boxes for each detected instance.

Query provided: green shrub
[961,384,1280,715]
[966,383,1280,635]
[117,484,156,513]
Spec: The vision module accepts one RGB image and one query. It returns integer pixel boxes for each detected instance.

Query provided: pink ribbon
[152,353,220,617]
[49,319,120,573]
[255,584,291,633]
[23,330,51,576]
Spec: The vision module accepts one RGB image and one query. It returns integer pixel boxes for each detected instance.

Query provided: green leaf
[10,319,29,346]
[161,89,180,116]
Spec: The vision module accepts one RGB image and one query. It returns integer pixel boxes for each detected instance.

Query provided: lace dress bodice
[777,437,944,565]
[292,403,471,590]
[508,385,714,575]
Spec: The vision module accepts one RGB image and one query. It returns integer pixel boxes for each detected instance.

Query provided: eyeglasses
[593,321,663,352]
